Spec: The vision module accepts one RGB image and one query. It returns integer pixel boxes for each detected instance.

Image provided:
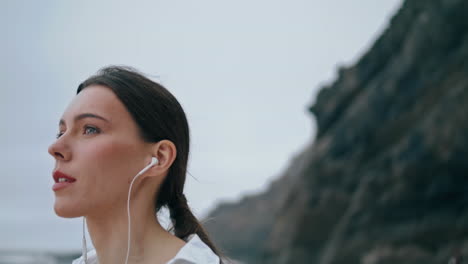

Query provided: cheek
[79,138,143,202]
[85,139,131,171]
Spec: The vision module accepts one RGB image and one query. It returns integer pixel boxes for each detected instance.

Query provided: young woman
[48,66,221,264]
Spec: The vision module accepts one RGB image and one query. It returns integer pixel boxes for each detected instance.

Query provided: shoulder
[166,234,220,264]
[71,234,219,264]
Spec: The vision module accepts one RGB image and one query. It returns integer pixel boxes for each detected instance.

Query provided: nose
[48,137,71,161]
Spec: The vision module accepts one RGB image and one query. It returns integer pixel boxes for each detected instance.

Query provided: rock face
[204,0,468,263]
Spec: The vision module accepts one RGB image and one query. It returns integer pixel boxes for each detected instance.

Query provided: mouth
[52,171,77,191]
[53,171,77,183]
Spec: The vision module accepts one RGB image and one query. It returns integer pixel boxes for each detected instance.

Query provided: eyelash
[56,125,101,139]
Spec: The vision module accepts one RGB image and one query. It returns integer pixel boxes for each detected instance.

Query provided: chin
[53,199,83,218]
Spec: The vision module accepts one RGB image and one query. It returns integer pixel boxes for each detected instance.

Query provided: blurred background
[2,0,466,263]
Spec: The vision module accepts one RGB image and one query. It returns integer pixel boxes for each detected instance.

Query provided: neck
[84,192,185,264]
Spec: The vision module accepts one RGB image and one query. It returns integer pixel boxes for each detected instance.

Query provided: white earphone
[125,157,158,264]
[82,157,159,264]
[132,157,159,179]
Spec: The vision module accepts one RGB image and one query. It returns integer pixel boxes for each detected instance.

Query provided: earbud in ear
[134,157,159,178]
[150,156,159,166]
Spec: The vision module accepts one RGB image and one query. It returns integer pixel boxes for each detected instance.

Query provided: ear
[149,140,177,177]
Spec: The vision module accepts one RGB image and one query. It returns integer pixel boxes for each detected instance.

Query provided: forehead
[61,85,128,124]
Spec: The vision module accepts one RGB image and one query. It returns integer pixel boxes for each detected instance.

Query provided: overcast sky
[1,0,402,252]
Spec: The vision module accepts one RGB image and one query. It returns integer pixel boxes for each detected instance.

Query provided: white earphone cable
[124,170,141,264]
[125,157,158,264]
[81,157,157,264]
[82,216,88,264]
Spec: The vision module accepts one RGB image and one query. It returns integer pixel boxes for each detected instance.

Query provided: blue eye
[84,126,100,135]
[55,126,100,139]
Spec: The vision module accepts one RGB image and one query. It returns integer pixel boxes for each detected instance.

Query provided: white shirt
[72,234,220,264]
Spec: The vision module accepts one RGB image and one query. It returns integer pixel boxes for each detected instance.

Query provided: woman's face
[48,85,152,218]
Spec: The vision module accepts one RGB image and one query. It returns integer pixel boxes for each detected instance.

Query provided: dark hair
[76,65,221,257]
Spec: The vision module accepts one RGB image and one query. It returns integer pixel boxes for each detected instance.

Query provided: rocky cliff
[204,0,468,263]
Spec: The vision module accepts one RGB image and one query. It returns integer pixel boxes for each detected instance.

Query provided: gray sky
[1,0,402,252]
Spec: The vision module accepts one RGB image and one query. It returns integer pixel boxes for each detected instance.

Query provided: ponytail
[168,193,222,258]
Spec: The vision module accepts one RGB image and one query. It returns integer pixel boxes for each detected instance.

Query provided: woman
[48,66,221,264]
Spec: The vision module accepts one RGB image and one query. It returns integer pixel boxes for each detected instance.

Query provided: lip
[53,170,77,183]
[52,170,77,192]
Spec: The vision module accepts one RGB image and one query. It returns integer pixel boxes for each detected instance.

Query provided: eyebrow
[59,113,110,126]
